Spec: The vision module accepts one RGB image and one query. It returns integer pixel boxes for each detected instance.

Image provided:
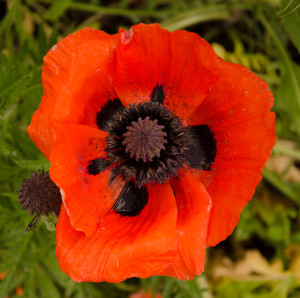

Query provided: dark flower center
[91,84,217,217]
[104,101,188,187]
[122,117,167,162]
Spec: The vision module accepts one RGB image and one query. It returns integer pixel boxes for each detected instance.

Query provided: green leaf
[35,266,61,298]
[26,267,38,298]
[162,279,175,298]
[0,73,31,114]
[276,61,300,133]
[280,0,300,54]
[38,25,48,60]
[0,4,13,37]
[15,159,50,170]
[216,277,297,298]
[263,169,300,205]
[151,276,162,297]
[48,23,58,49]
[0,233,32,298]
[279,0,300,16]
[45,0,72,20]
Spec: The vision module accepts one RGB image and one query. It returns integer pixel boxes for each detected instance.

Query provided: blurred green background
[1,0,300,297]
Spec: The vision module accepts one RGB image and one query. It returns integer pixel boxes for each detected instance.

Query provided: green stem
[0,233,33,298]
[263,169,300,205]
[16,159,50,170]
[71,2,254,18]
[112,282,139,292]
[21,83,42,97]
[259,12,300,113]
[70,2,169,17]
[36,1,255,19]
[37,0,172,17]
[161,10,230,31]
[273,142,300,161]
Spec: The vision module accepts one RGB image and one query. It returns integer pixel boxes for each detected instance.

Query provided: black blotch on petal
[151,84,165,104]
[96,98,124,131]
[87,158,112,175]
[185,125,216,170]
[113,181,148,217]
[108,170,117,186]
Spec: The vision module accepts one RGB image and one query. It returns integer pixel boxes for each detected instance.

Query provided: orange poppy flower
[28,23,275,282]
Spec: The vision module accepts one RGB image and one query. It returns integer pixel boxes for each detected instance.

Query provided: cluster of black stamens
[18,169,62,231]
[104,101,188,186]
[88,84,217,216]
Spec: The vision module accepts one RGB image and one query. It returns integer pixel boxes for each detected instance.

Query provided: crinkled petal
[114,23,217,122]
[165,29,218,121]
[50,122,124,237]
[159,171,212,279]
[28,28,118,159]
[56,183,178,282]
[114,24,171,106]
[190,58,274,128]
[190,59,276,246]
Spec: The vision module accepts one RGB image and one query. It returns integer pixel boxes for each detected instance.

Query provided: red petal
[204,114,275,246]
[114,23,217,121]
[28,28,117,159]
[159,171,212,279]
[165,29,218,121]
[50,122,124,237]
[114,24,171,106]
[56,183,178,282]
[190,59,276,246]
[212,114,276,170]
[190,58,274,128]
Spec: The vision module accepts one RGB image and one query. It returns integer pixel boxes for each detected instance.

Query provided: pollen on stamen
[122,116,167,162]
